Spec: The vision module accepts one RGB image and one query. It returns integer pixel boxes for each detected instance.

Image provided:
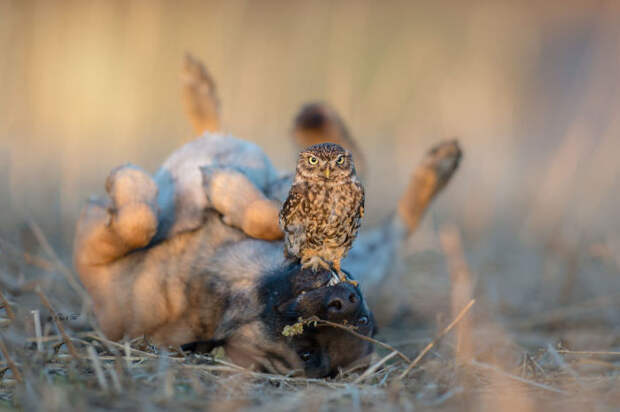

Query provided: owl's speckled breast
[283,178,364,262]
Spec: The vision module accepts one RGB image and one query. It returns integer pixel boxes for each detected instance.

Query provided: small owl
[279,143,365,284]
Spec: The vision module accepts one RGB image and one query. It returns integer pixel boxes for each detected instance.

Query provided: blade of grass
[0,333,22,383]
[398,299,475,379]
[36,287,80,361]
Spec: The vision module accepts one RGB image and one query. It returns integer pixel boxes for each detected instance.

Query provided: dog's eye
[300,350,313,362]
[357,316,369,326]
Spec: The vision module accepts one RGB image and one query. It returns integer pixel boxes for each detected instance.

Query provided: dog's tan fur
[203,166,283,240]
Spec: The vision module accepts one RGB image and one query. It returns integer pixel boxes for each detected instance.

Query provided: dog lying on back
[73,55,461,377]
[75,140,380,377]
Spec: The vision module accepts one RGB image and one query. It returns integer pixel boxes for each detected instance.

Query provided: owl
[279,143,365,285]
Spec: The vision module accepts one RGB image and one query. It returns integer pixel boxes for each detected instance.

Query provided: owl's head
[296,143,357,182]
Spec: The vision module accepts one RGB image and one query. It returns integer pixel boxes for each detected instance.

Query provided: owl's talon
[301,254,332,273]
[338,270,358,287]
[332,261,357,286]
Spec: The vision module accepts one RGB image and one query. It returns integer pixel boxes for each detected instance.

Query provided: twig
[353,351,399,384]
[55,355,144,362]
[230,369,350,388]
[0,289,15,321]
[470,359,568,395]
[27,219,91,305]
[440,226,474,360]
[30,310,43,352]
[398,299,476,379]
[186,356,350,387]
[547,344,583,388]
[315,319,411,363]
[124,341,132,368]
[106,364,122,393]
[35,288,81,362]
[86,333,163,359]
[25,330,93,343]
[0,333,22,383]
[87,345,109,391]
[514,294,620,329]
[557,350,620,356]
[0,236,55,271]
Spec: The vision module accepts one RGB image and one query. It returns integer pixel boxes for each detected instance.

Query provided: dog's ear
[276,287,326,319]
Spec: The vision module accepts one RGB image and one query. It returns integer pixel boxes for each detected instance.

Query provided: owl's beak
[324,168,330,178]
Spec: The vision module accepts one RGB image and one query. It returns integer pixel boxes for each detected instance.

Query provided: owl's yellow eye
[308,156,318,165]
[336,155,345,165]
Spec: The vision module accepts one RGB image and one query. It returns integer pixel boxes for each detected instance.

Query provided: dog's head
[181,263,375,377]
[255,263,376,377]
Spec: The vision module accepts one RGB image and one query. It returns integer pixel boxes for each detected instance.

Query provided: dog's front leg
[200,166,283,240]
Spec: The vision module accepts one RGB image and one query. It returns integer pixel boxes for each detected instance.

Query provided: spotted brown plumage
[279,143,364,284]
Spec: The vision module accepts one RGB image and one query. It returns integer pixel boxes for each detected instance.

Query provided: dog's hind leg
[344,140,462,289]
[74,165,158,269]
[397,140,462,233]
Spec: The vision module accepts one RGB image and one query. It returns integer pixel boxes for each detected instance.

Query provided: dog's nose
[326,284,360,319]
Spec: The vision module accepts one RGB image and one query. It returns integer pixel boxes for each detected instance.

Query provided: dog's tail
[181,53,221,136]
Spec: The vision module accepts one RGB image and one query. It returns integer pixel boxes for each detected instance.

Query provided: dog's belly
[154,133,281,239]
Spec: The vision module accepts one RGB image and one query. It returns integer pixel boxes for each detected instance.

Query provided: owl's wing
[279,184,307,258]
[356,180,366,220]
[279,183,305,231]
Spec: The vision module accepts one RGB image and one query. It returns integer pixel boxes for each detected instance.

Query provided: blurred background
[1,0,619,316]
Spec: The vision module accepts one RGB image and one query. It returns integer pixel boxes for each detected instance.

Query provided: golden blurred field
[1,0,618,245]
[1,0,619,410]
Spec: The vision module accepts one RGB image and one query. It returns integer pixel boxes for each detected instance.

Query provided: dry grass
[0,224,618,411]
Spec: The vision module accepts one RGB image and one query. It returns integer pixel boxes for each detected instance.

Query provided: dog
[72,55,461,377]
[74,160,376,377]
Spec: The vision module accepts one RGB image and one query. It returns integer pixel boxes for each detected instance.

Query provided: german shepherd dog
[73,55,461,377]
